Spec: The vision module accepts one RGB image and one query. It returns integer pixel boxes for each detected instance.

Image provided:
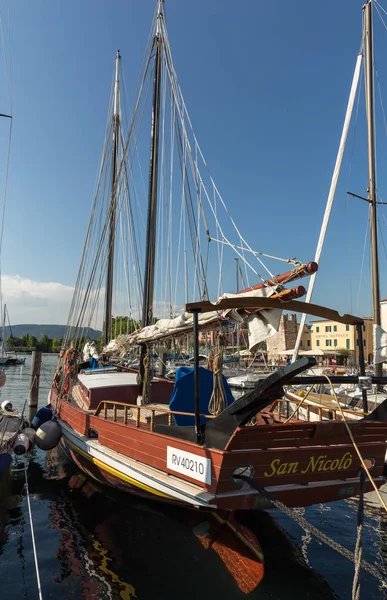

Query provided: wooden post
[29,351,42,409]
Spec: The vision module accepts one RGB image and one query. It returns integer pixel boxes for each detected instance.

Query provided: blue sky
[1,0,387,323]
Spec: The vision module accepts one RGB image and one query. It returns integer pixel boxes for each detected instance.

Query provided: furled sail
[103,286,282,355]
[374,324,387,364]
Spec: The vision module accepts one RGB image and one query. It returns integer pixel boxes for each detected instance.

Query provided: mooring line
[23,459,43,600]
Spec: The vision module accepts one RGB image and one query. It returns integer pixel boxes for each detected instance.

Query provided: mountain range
[3,324,101,340]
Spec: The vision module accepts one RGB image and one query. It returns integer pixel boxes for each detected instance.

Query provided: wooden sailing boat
[50,0,387,539]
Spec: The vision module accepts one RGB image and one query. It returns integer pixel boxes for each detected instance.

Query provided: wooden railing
[269,397,367,421]
[94,400,215,431]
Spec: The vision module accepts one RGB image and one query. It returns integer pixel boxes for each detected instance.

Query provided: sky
[1,0,387,324]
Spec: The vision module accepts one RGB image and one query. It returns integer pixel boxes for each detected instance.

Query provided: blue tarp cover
[169,366,235,426]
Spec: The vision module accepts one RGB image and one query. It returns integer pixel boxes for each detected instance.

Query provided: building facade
[266,313,374,365]
[309,318,373,363]
[266,314,311,361]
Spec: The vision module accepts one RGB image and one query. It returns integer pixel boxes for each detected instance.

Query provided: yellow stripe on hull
[63,434,174,500]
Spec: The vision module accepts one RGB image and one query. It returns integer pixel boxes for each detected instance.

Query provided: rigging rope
[208,331,226,416]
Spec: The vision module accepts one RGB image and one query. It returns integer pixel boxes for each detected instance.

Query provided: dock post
[29,350,42,409]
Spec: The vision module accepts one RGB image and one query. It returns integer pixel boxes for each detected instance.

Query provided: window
[334,339,337,347]
[325,326,331,332]
[316,326,319,333]
[364,340,366,346]
[325,340,332,347]
[317,340,320,347]
[333,325,337,332]
[346,325,350,331]
[307,340,310,347]
[346,339,350,349]
[363,325,366,332]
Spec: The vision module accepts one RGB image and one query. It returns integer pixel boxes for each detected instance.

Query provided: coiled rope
[23,459,43,600]
[141,348,151,405]
[208,331,226,416]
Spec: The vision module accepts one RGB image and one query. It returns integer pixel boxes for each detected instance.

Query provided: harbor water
[0,354,386,599]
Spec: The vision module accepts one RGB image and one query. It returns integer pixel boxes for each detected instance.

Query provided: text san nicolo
[264,452,353,478]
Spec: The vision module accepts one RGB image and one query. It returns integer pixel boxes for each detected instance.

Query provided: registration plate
[167,446,211,484]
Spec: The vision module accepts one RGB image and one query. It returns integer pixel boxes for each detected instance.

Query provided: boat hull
[54,400,387,511]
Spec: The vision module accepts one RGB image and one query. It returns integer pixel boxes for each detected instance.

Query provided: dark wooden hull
[52,383,387,511]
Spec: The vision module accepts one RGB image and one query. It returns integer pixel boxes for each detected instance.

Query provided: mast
[141,3,163,328]
[235,258,240,361]
[364,1,382,379]
[103,50,121,346]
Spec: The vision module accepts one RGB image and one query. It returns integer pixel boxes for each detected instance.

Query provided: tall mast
[103,50,121,346]
[141,3,163,328]
[364,1,382,378]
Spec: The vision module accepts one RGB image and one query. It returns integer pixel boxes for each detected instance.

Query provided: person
[89,341,99,369]
[286,356,291,366]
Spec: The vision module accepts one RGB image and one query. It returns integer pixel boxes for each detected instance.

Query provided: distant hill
[3,324,101,341]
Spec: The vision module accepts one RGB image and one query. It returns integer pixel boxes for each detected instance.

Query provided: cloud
[0,275,186,327]
[1,275,75,324]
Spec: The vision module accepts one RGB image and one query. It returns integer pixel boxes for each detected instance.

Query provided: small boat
[0,304,26,366]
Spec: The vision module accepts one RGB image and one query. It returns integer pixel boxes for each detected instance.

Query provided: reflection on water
[0,355,387,598]
[0,445,356,600]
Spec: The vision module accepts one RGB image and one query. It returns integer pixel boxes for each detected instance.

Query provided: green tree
[27,335,38,350]
[38,334,51,352]
[51,338,62,353]
[336,348,352,365]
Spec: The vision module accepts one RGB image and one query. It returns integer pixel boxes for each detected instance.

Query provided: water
[0,354,387,599]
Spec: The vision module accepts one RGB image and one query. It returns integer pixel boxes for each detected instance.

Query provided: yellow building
[309,318,373,364]
[298,323,312,351]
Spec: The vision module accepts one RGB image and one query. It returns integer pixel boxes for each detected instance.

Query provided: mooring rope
[352,468,365,600]
[23,459,43,600]
[141,348,151,405]
[322,373,387,513]
[234,473,386,587]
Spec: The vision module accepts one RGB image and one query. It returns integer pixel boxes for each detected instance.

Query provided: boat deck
[72,382,173,428]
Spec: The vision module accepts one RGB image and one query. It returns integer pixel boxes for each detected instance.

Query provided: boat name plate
[167,446,211,484]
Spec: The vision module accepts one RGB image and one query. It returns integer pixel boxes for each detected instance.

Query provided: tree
[336,348,352,365]
[51,338,62,353]
[38,334,51,352]
[27,335,38,351]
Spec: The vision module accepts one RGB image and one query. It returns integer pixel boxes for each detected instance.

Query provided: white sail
[103,287,281,354]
